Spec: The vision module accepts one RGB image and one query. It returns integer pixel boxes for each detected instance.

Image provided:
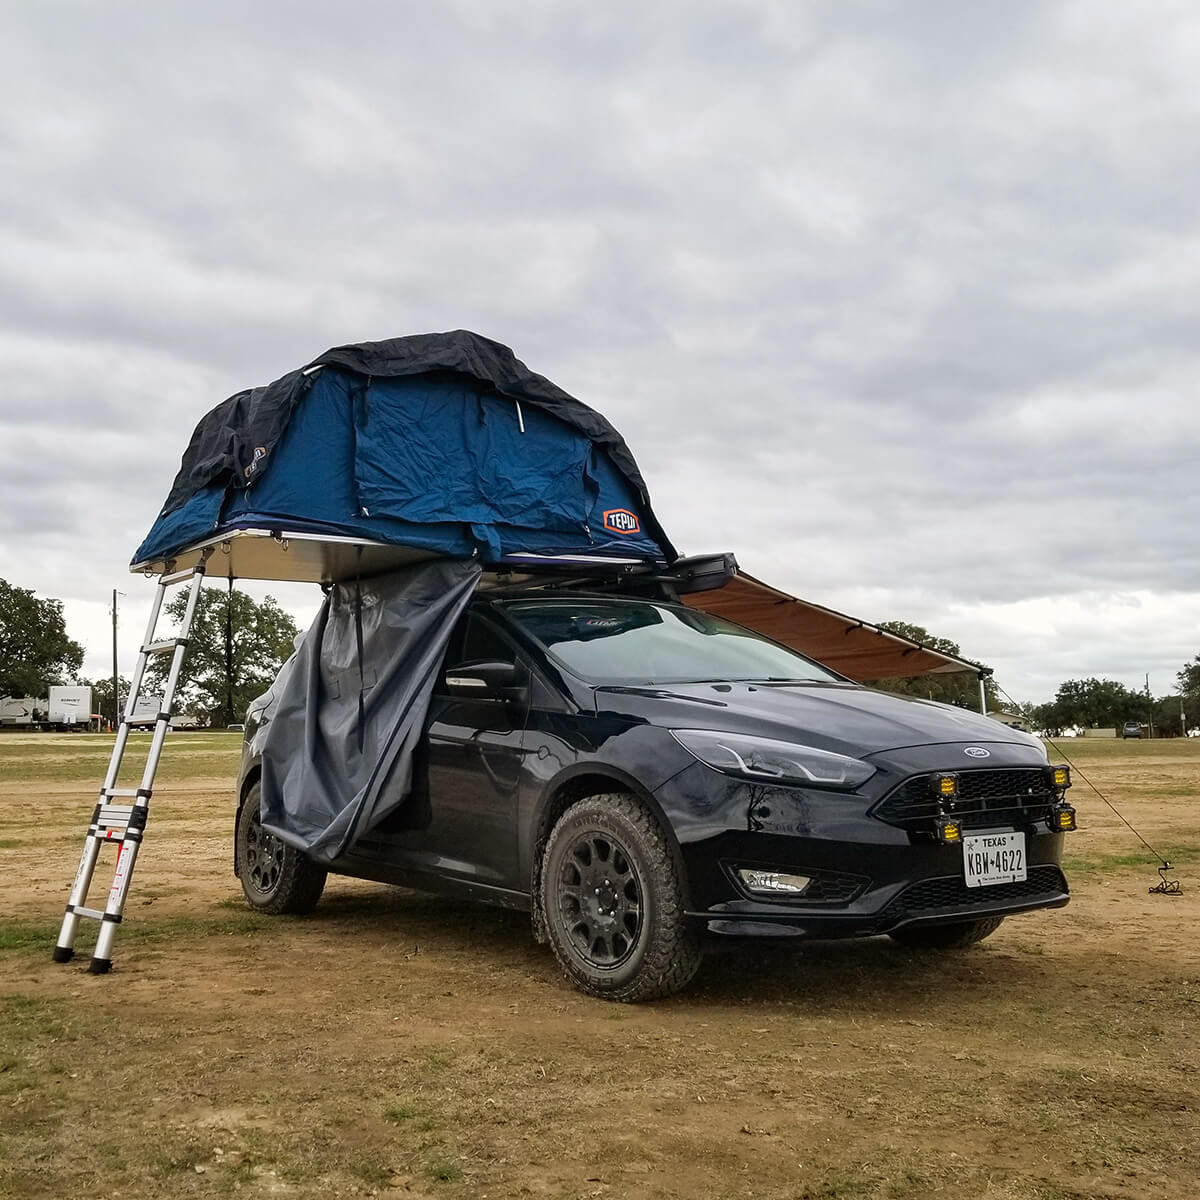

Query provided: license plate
[962,831,1026,888]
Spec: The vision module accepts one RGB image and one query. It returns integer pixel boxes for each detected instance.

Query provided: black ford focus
[234,591,1073,1002]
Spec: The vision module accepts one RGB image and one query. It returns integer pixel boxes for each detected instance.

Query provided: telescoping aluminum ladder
[53,554,209,973]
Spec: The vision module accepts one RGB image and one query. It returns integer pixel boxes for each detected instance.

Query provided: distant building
[987,710,1031,733]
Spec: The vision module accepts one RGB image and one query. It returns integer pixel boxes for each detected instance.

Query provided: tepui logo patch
[602,509,641,535]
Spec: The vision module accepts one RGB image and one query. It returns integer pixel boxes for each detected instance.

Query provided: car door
[375,611,530,889]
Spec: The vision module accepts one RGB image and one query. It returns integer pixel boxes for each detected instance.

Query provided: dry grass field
[1,732,1197,1199]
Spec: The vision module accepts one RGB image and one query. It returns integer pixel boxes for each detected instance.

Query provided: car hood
[591,680,1040,758]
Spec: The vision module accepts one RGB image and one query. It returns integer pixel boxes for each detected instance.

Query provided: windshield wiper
[593,684,729,706]
[738,677,827,686]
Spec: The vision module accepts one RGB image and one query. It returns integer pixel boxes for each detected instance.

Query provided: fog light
[737,869,812,897]
[1049,802,1077,832]
[1046,764,1071,790]
[934,815,964,844]
[930,772,959,800]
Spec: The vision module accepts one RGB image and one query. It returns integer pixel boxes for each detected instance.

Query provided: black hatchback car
[234,590,1074,1001]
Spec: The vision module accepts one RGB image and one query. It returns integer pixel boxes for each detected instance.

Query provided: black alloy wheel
[540,793,701,1002]
[244,804,284,896]
[556,829,643,969]
[235,782,327,915]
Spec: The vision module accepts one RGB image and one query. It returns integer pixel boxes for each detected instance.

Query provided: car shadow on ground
[688,934,1044,1013]
[287,884,1051,1016]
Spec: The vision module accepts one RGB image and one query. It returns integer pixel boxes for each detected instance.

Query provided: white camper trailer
[128,695,164,730]
[0,696,45,726]
[47,686,93,730]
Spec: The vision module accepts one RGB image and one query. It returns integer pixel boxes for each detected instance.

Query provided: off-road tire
[235,782,327,915]
[888,915,1005,950]
[540,793,701,1002]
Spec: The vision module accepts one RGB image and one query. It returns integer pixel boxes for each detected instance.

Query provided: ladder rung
[161,566,202,585]
[102,788,138,798]
[72,906,107,921]
[97,804,134,826]
[143,638,185,655]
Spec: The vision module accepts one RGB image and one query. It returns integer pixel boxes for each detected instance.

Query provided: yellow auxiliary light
[1049,802,1077,832]
[930,772,959,800]
[935,815,964,844]
[1047,764,1071,790]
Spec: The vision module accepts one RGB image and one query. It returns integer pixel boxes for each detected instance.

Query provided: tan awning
[684,572,987,683]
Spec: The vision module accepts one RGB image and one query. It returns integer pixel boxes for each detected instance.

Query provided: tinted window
[458,615,517,667]
[502,599,841,685]
[437,614,524,696]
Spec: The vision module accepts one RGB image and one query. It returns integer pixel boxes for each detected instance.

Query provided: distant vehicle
[0,696,44,726]
[1121,721,1142,739]
[47,686,93,730]
[128,694,164,731]
[126,698,202,730]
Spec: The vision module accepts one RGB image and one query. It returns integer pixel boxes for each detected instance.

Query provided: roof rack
[479,553,738,599]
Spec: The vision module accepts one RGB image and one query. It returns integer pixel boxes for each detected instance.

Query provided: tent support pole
[978,674,987,715]
[225,575,235,726]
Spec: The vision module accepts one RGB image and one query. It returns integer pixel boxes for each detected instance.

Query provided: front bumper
[657,758,1069,939]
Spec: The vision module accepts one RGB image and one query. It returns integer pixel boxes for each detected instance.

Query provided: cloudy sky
[2,0,1197,705]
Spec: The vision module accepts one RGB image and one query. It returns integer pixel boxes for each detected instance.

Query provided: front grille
[873,768,1057,832]
[877,865,1068,925]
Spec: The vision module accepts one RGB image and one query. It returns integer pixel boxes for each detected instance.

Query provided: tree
[1150,693,1186,738]
[145,587,299,726]
[0,578,85,697]
[1035,677,1144,734]
[1179,655,1200,702]
[866,620,1000,710]
[79,676,131,726]
[1005,699,1042,731]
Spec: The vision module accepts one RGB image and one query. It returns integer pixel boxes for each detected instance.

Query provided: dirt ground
[1,733,1198,1200]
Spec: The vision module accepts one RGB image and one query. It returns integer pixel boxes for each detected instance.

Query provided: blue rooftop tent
[133,329,675,582]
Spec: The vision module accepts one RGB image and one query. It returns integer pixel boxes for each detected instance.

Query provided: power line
[994,681,1181,893]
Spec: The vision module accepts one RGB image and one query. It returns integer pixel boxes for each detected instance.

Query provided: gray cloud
[1,1,1197,702]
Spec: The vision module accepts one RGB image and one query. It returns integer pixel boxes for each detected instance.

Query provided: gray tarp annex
[258,560,482,864]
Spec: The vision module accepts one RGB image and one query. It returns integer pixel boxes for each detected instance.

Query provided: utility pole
[111,589,120,732]
[1145,673,1154,740]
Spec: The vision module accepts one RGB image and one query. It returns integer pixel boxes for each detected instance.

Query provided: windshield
[501,598,843,686]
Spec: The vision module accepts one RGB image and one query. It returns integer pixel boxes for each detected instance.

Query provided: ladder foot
[52,945,75,963]
[87,956,112,975]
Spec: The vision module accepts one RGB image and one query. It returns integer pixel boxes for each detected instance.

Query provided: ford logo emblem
[963,746,991,759]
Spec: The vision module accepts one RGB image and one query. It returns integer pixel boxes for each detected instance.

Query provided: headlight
[670,729,876,790]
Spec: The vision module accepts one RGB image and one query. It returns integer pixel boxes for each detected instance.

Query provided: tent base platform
[131,528,445,585]
[132,527,679,587]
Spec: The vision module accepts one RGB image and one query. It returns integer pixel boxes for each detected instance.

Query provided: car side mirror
[444,660,527,703]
